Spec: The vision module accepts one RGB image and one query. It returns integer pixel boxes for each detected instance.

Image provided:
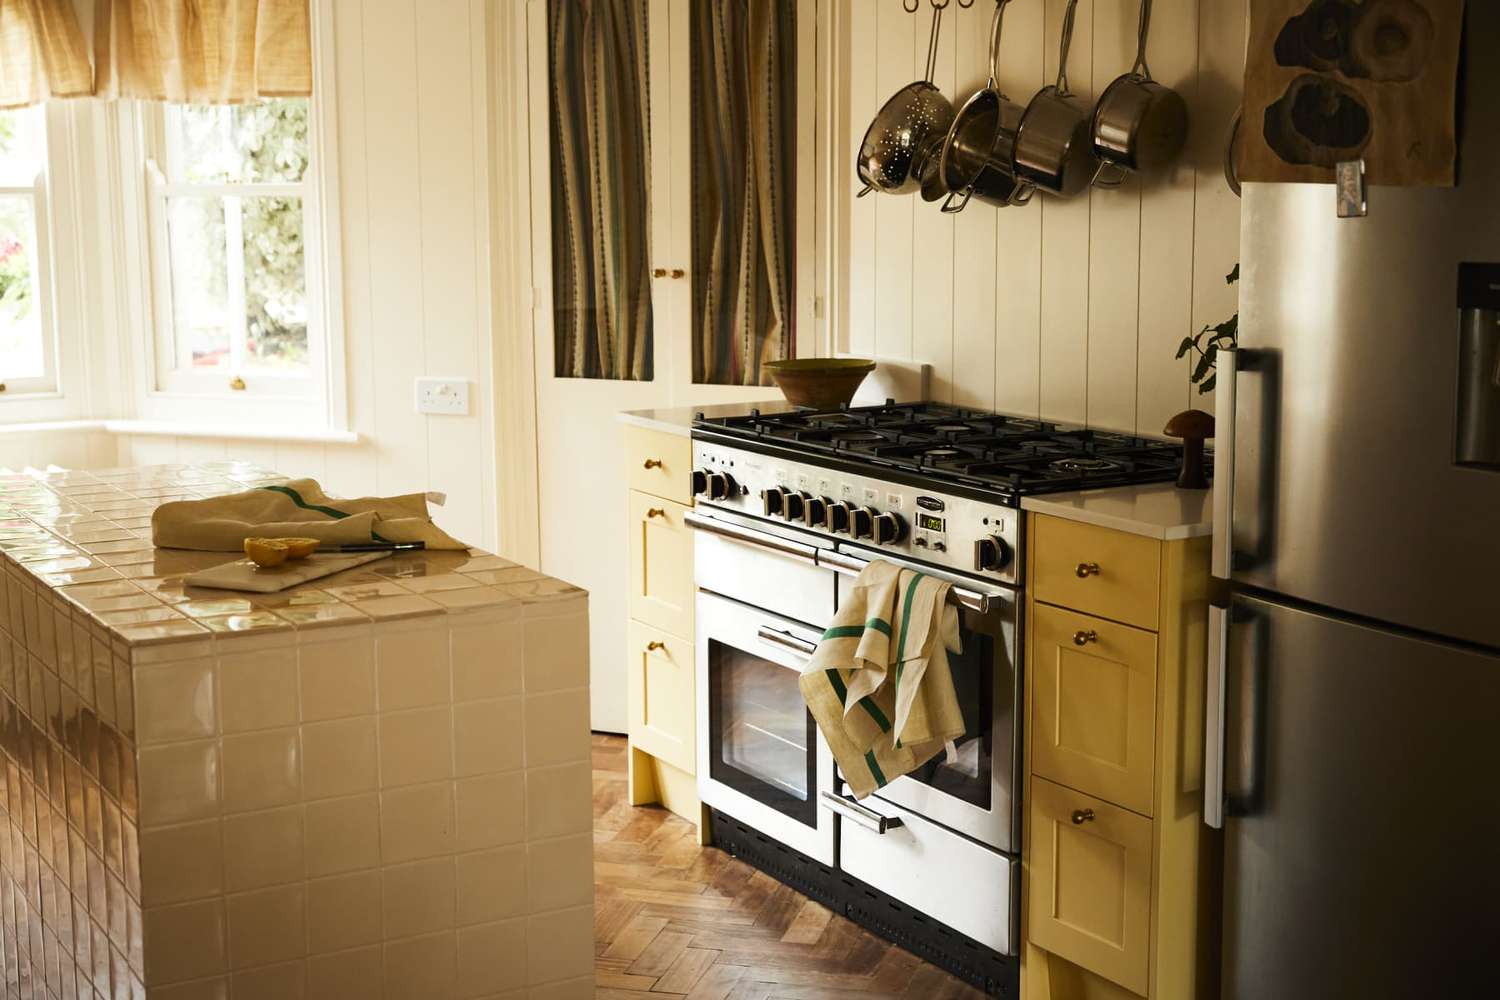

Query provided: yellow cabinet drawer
[625,425,693,505]
[626,620,695,775]
[628,491,694,637]
[1028,776,1153,997]
[1029,603,1158,816]
[1032,515,1161,630]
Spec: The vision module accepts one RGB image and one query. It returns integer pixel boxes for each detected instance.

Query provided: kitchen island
[0,463,593,999]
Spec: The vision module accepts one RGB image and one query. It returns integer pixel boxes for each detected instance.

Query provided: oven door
[830,549,1021,855]
[695,590,835,865]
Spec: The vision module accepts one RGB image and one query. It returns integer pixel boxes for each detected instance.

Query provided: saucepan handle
[857,181,876,198]
[1092,159,1130,189]
[940,186,973,214]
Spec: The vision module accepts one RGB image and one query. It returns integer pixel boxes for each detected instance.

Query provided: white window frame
[0,106,62,404]
[123,2,347,430]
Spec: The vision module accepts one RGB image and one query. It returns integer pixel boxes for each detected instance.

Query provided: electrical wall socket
[415,378,471,415]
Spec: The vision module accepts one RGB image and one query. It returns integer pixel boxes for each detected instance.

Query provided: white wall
[118,0,497,550]
[841,0,1245,436]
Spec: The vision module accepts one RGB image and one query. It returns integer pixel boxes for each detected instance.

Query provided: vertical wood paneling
[871,1,917,360]
[910,4,956,401]
[949,0,999,409]
[841,0,1243,438]
[991,0,1045,417]
[1135,0,1200,434]
[1084,0,1142,431]
[1037,0,1094,425]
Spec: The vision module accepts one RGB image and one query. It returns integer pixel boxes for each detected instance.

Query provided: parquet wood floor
[591,733,988,999]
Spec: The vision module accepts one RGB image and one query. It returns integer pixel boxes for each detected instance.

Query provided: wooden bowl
[764,358,877,409]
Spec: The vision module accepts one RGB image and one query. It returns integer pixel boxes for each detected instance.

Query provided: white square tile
[303,794,380,878]
[525,905,592,986]
[133,659,215,745]
[524,834,593,912]
[522,690,590,767]
[522,614,588,694]
[382,857,456,939]
[226,884,306,970]
[453,697,523,778]
[457,918,527,997]
[454,772,525,853]
[142,898,226,986]
[379,781,454,863]
[299,631,375,722]
[138,740,220,827]
[375,626,449,711]
[307,946,382,1000]
[218,647,298,733]
[378,707,453,788]
[525,762,592,840]
[456,845,527,926]
[451,618,522,702]
[230,960,305,1000]
[221,728,300,813]
[222,806,304,892]
[383,931,457,1000]
[301,717,378,800]
[306,870,382,955]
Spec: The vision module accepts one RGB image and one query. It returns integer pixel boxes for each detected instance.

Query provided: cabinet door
[626,619,695,774]
[1028,777,1153,997]
[625,425,692,505]
[1032,515,1161,630]
[1030,603,1158,816]
[628,490,694,637]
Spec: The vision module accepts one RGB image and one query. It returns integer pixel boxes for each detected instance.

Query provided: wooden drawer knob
[1075,562,1100,578]
[645,640,665,652]
[643,459,663,470]
[1071,808,1096,825]
[646,508,665,519]
[1072,630,1098,646]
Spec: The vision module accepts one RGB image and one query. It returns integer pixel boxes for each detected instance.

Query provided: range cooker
[684,401,1191,996]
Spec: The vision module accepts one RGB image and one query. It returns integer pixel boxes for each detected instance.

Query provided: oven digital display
[917,513,945,532]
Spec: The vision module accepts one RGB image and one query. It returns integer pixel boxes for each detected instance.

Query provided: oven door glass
[708,636,817,826]
[901,607,995,809]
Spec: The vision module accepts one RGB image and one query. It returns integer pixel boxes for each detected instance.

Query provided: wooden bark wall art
[1238,0,1463,186]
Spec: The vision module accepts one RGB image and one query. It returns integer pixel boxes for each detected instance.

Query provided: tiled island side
[0,464,593,1000]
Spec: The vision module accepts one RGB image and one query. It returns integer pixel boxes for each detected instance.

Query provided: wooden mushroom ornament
[1164,409,1215,490]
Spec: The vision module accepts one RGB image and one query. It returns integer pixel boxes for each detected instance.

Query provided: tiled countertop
[1020,482,1213,540]
[0,462,584,646]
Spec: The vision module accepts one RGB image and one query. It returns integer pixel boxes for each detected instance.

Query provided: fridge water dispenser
[1456,263,1500,470]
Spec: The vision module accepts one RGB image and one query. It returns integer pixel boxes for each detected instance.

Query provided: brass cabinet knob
[643,459,663,470]
[1071,808,1096,825]
[645,640,665,652]
[229,375,247,391]
[1075,562,1100,578]
[646,508,665,519]
[1073,630,1098,646]
[670,268,685,279]
[652,267,668,278]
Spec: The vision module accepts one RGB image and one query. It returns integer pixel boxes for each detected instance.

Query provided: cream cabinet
[1023,514,1219,1000]
[624,425,706,839]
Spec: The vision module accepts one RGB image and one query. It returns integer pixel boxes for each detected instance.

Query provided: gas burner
[1049,457,1123,474]
[927,423,976,434]
[835,430,887,443]
[923,447,968,459]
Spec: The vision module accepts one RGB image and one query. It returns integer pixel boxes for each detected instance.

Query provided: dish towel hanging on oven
[799,560,966,799]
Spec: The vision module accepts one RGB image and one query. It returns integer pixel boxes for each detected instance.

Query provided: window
[143,98,328,407]
[0,107,56,397]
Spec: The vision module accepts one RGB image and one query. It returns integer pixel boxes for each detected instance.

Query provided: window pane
[690,1,797,386]
[165,195,309,374]
[168,100,309,184]
[0,109,44,186]
[0,107,45,384]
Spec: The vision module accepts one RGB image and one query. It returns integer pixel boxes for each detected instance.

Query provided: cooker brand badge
[916,496,946,513]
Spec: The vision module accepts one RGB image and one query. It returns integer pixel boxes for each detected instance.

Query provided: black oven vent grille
[708,808,1018,998]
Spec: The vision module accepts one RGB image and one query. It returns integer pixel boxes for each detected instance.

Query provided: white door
[522,0,825,732]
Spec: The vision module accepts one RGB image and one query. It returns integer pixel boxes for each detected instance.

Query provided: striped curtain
[691,0,796,386]
[548,0,653,380]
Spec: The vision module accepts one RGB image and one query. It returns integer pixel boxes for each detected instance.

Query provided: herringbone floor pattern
[592,734,987,999]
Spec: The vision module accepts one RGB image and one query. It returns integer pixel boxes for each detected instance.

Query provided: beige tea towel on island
[151,479,467,551]
[799,560,965,799]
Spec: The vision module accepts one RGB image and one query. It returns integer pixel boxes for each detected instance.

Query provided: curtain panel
[548,0,653,381]
[690,0,795,387]
[0,0,92,108]
[95,0,311,104]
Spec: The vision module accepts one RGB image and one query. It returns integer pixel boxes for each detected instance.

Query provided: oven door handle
[820,791,904,834]
[756,626,819,658]
[684,510,821,567]
[819,549,997,615]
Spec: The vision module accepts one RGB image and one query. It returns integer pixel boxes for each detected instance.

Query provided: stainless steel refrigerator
[1207,5,1500,997]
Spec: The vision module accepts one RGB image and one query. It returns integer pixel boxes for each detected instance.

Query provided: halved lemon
[280,537,321,559]
[244,538,290,568]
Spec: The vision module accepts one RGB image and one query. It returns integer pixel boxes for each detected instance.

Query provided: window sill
[0,419,360,446]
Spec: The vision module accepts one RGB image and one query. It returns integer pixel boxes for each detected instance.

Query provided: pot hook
[1053,0,1080,97]
[1131,0,1154,80]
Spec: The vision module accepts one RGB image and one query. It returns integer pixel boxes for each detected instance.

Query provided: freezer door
[1218,592,1500,1000]
[1225,4,1500,647]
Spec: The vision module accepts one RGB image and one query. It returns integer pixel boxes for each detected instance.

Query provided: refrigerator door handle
[1212,347,1238,579]
[1204,602,1229,829]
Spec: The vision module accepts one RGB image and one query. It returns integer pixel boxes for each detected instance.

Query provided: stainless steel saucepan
[937,0,1034,214]
[1012,0,1101,198]
[1091,0,1188,175]
[856,1,957,197]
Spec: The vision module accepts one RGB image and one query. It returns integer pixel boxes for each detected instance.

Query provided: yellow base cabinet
[624,425,708,842]
[1023,513,1220,1000]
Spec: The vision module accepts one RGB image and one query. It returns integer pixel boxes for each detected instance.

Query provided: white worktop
[1021,482,1213,541]
[617,400,790,437]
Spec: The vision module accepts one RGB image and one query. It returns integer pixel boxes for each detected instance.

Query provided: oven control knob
[974,536,1012,571]
[706,472,737,501]
[803,496,829,528]
[691,470,709,497]
[827,501,853,534]
[872,512,907,546]
[849,506,876,539]
[783,491,807,522]
[760,486,785,517]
